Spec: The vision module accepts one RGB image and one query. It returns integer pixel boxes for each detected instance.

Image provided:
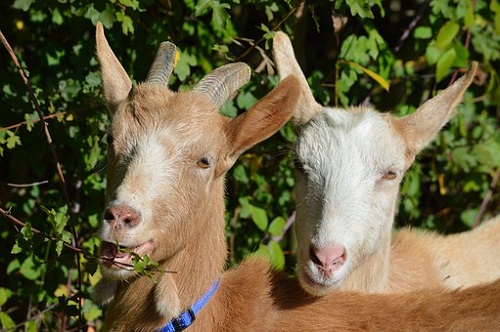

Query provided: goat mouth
[299,268,334,294]
[100,240,155,270]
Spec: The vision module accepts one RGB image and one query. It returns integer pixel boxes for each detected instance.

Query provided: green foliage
[0,0,498,329]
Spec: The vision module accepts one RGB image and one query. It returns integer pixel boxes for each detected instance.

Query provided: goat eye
[293,157,305,173]
[196,156,212,169]
[382,171,397,180]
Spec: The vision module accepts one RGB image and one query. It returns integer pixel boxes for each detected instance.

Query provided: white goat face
[294,107,406,295]
[272,32,476,296]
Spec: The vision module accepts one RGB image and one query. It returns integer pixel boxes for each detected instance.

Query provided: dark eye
[197,156,212,169]
[293,157,305,173]
[382,171,397,180]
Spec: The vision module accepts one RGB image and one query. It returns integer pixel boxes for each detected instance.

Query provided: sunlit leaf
[435,21,460,49]
[345,60,390,91]
[249,204,268,232]
[436,47,456,82]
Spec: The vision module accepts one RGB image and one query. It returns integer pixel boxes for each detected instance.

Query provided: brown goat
[92,22,500,331]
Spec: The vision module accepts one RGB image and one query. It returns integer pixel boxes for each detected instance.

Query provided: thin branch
[0,205,177,274]
[2,180,49,188]
[1,206,87,255]
[394,0,431,53]
[234,3,299,62]
[472,168,499,228]
[0,111,67,132]
[0,27,83,322]
[0,29,71,205]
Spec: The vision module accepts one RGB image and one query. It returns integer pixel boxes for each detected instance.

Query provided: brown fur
[105,258,500,331]
[95,23,500,331]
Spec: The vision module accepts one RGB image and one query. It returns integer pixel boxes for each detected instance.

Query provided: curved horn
[146,41,177,85]
[193,62,251,108]
[273,31,322,127]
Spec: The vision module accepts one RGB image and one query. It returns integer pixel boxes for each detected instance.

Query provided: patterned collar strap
[158,279,220,332]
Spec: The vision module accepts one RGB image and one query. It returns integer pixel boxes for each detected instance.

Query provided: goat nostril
[103,209,115,223]
[309,246,322,266]
[309,244,346,272]
[123,214,134,224]
[103,205,141,227]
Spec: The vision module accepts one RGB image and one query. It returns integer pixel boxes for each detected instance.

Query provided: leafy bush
[0,0,498,329]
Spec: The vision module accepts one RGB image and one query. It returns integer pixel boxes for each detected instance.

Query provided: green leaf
[268,241,285,270]
[6,132,21,149]
[52,7,63,25]
[425,42,445,65]
[493,0,500,34]
[268,216,286,237]
[232,164,249,184]
[0,288,13,307]
[12,0,34,11]
[238,196,251,219]
[174,51,197,82]
[463,0,474,28]
[11,241,22,254]
[435,21,460,49]
[0,312,16,330]
[345,60,390,91]
[249,204,268,232]
[20,256,41,281]
[346,0,375,19]
[414,26,432,39]
[436,47,456,82]
[460,208,478,228]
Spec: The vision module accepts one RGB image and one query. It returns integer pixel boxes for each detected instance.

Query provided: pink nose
[309,244,346,277]
[103,204,141,230]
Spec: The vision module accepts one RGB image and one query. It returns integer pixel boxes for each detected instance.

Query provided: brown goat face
[95,22,300,289]
[99,86,226,280]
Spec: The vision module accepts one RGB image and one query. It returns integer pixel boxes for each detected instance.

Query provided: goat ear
[393,62,477,161]
[273,31,322,127]
[220,75,301,172]
[96,22,132,112]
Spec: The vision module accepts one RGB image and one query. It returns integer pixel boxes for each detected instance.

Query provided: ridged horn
[193,63,251,108]
[146,41,177,85]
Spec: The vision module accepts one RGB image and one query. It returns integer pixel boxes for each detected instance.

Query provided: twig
[1,206,87,255]
[0,205,177,274]
[472,168,500,228]
[2,180,49,188]
[0,111,68,132]
[0,27,83,323]
[394,0,431,53]
[272,211,296,243]
[0,29,71,206]
[234,3,299,62]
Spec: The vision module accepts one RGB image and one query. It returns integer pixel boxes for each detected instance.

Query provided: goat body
[93,23,500,331]
[273,31,500,295]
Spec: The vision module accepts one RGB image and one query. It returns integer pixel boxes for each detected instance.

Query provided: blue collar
[158,279,220,332]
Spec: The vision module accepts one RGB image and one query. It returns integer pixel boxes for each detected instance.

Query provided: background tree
[0,0,498,330]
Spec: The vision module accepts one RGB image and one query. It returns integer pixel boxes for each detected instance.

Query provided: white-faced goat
[274,31,500,296]
[92,23,500,331]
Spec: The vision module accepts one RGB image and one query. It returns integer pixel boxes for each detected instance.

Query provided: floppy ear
[273,31,323,127]
[392,62,478,163]
[96,22,132,112]
[220,75,301,172]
